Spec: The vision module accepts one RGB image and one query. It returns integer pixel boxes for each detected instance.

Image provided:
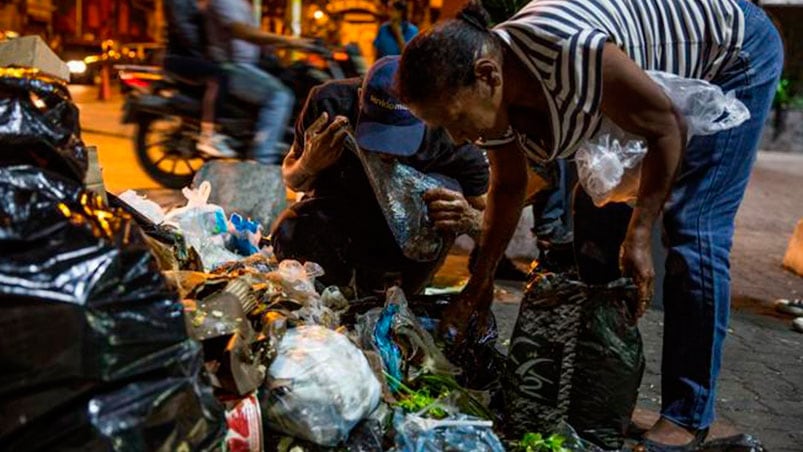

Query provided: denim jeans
[225,62,294,164]
[531,158,576,242]
[573,0,783,430]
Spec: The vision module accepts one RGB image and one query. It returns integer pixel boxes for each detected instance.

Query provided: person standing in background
[373,1,418,59]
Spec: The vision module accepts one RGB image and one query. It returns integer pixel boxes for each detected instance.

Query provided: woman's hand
[620,225,654,317]
[438,276,495,346]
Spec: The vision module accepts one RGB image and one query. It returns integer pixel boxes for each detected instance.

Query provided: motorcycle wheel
[135,115,207,189]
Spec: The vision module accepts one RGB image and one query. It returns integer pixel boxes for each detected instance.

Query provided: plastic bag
[118,189,166,224]
[576,70,751,207]
[228,212,262,256]
[393,409,505,452]
[0,68,88,182]
[370,287,461,392]
[262,325,382,446]
[163,181,240,270]
[0,165,225,450]
[503,273,644,450]
[346,132,445,262]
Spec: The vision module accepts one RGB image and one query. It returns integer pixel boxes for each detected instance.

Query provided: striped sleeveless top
[486,0,745,162]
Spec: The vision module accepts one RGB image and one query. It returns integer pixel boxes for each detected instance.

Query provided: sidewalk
[463,151,803,451]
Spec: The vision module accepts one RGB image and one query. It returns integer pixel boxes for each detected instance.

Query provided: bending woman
[397,0,782,449]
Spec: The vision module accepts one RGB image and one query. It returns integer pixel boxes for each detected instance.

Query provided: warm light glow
[313,9,325,20]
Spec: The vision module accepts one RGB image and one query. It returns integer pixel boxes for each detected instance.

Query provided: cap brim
[355,120,425,157]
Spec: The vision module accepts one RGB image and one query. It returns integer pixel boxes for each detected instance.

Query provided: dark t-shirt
[292,78,489,210]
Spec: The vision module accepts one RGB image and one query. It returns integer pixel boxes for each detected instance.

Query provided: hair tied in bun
[458,3,491,32]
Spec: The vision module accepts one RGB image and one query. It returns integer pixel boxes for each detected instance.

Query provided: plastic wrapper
[228,212,262,256]
[265,260,338,328]
[0,165,224,450]
[117,189,166,224]
[576,70,751,207]
[109,192,204,272]
[262,325,382,446]
[360,288,461,393]
[503,273,644,450]
[346,132,444,262]
[0,68,88,182]
[393,409,505,452]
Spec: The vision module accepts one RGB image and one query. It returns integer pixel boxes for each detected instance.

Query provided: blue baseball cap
[356,56,425,156]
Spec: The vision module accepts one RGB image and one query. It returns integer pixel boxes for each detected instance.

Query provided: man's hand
[619,225,654,317]
[299,112,349,175]
[423,188,482,238]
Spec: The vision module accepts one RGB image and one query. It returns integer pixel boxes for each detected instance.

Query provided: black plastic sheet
[0,165,224,450]
[0,68,88,182]
[503,273,645,450]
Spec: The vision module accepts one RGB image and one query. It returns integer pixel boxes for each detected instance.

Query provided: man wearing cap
[272,56,489,295]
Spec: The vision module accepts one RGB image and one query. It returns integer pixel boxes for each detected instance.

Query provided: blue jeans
[225,62,294,164]
[531,158,576,242]
[659,0,783,429]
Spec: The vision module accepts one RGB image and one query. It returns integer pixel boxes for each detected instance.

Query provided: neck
[501,45,542,109]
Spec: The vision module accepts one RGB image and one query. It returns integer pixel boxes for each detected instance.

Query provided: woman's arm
[599,42,687,310]
[438,141,528,342]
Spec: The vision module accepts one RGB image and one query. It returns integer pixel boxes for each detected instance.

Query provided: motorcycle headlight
[67,60,88,74]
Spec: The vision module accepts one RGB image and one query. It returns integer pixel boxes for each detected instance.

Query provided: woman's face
[408,61,504,145]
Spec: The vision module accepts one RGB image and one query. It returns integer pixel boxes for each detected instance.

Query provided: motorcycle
[118,44,365,189]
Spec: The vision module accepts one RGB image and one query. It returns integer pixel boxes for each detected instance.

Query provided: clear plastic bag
[576,70,751,207]
[345,131,445,262]
[118,189,166,224]
[262,325,382,446]
[163,181,239,270]
[393,408,505,452]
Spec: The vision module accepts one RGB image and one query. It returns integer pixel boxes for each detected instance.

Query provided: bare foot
[643,417,702,446]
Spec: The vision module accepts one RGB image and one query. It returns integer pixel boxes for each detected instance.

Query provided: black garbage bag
[346,132,444,262]
[0,165,225,450]
[0,68,88,182]
[503,272,644,450]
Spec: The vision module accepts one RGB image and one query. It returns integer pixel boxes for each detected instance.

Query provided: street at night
[2,0,803,450]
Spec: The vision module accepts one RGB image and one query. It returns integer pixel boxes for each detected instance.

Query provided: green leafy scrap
[513,432,570,452]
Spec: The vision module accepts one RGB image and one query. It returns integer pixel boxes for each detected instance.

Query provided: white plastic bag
[264,325,382,446]
[577,71,751,207]
[117,190,165,224]
[163,181,237,270]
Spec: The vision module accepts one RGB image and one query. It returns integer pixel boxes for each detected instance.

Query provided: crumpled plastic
[346,131,445,262]
[228,212,262,256]
[264,260,338,328]
[0,165,225,450]
[262,325,382,446]
[361,287,461,393]
[163,181,240,270]
[504,273,644,450]
[0,68,88,182]
[576,70,751,207]
[117,189,166,224]
[393,409,505,452]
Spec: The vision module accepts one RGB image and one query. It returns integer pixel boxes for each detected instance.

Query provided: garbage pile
[0,69,768,452]
[0,69,225,450]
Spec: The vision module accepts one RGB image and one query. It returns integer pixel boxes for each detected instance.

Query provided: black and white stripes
[492,0,745,161]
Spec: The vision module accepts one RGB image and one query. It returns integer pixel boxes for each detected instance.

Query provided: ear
[474,57,502,88]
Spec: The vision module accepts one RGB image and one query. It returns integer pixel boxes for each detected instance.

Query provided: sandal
[636,428,709,452]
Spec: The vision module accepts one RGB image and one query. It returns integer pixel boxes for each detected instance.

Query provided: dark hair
[396,1,500,105]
